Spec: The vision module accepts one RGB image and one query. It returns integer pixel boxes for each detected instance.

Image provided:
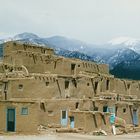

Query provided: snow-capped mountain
[108,37,140,54]
[108,37,140,46]
[110,56,140,80]
[1,32,140,80]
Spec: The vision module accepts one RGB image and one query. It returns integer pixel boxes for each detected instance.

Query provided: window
[78,64,80,67]
[106,80,110,90]
[65,81,69,89]
[87,83,90,86]
[72,79,77,88]
[127,84,130,89]
[94,82,98,94]
[62,110,66,119]
[123,108,126,113]
[40,102,46,112]
[103,106,108,112]
[21,107,28,115]
[94,106,98,111]
[45,82,49,86]
[18,84,23,91]
[71,64,76,70]
[75,102,79,109]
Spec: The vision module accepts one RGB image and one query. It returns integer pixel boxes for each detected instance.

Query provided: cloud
[0,0,140,43]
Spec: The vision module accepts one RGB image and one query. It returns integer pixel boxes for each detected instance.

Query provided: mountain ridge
[1,32,140,80]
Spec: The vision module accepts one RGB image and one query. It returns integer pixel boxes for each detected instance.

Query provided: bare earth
[0,133,140,140]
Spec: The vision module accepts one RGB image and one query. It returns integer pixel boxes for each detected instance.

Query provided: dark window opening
[18,84,23,90]
[78,65,80,67]
[71,64,76,75]
[72,79,77,88]
[106,79,110,90]
[87,83,90,86]
[127,84,130,89]
[94,82,98,94]
[94,106,98,111]
[65,81,69,89]
[75,102,79,109]
[62,110,66,119]
[40,102,46,112]
[5,65,8,70]
[45,82,49,86]
[123,108,126,113]
[54,61,57,69]
[103,106,108,112]
[71,64,76,70]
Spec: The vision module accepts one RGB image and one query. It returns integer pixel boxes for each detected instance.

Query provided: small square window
[21,107,28,115]
[45,82,49,86]
[18,84,23,91]
[123,108,126,113]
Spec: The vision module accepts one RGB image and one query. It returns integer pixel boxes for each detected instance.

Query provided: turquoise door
[70,116,74,128]
[7,108,16,132]
[133,110,138,126]
[61,110,68,127]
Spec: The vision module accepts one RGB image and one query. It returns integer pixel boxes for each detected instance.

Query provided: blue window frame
[21,107,28,115]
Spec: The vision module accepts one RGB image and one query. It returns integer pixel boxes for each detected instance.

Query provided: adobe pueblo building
[0,41,140,134]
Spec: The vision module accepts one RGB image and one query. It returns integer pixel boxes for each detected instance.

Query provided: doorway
[7,108,16,132]
[133,109,138,126]
[70,116,74,128]
[61,110,68,127]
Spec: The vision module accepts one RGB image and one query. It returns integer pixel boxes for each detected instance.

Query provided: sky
[0,0,140,43]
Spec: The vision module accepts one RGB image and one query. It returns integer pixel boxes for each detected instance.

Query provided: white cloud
[0,0,140,43]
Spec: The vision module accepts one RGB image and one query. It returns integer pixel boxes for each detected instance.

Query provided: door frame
[61,110,68,127]
[70,116,74,128]
[6,108,16,132]
[133,109,138,126]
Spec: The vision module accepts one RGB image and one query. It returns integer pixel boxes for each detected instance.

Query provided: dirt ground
[0,132,140,140]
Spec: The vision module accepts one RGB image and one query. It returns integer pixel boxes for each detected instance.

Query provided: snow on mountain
[106,48,139,69]
[1,32,140,79]
[108,37,140,46]
[13,32,39,40]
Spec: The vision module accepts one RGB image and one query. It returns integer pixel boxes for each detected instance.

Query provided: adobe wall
[4,41,54,55]
[39,99,79,126]
[37,99,111,132]
[1,72,140,101]
[5,77,60,100]
[115,103,133,124]
[70,111,111,133]
[0,101,39,133]
[99,76,140,99]
[3,42,109,75]
[0,75,96,100]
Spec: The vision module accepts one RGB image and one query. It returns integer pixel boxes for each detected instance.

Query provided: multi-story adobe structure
[0,41,139,134]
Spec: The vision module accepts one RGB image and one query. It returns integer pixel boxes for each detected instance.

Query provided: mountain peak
[13,32,39,40]
[108,37,140,46]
